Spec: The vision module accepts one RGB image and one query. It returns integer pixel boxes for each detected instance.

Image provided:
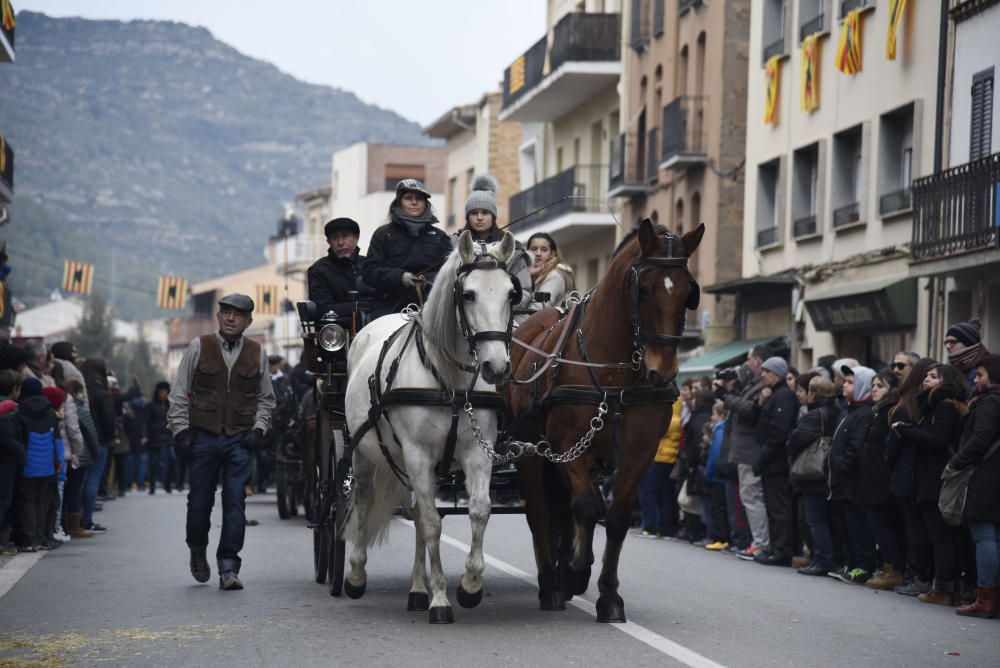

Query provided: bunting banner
[62,260,94,296]
[157,276,189,310]
[764,55,782,125]
[256,284,280,315]
[836,9,863,74]
[886,0,907,60]
[800,34,821,112]
[1,0,14,32]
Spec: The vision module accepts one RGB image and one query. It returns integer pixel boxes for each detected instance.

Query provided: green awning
[804,276,916,332]
[677,336,785,382]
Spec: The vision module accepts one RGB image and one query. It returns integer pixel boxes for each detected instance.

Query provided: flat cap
[324,217,360,237]
[218,293,254,313]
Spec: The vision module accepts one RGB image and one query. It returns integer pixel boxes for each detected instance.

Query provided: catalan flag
[509,55,526,94]
[764,55,782,125]
[256,284,280,315]
[1,0,14,32]
[886,0,907,60]
[801,34,821,112]
[157,276,189,310]
[62,260,94,296]
[836,9,863,75]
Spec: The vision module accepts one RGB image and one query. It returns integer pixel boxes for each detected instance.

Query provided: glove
[241,428,265,453]
[401,272,418,287]
[751,457,763,477]
[174,429,193,462]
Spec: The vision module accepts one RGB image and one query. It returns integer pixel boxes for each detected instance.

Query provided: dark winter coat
[0,411,24,468]
[682,404,711,493]
[886,403,916,498]
[361,214,452,316]
[948,390,1000,522]
[18,395,59,478]
[895,388,965,504]
[723,378,765,465]
[307,249,371,317]
[828,400,874,501]
[145,400,172,449]
[854,400,895,506]
[753,383,798,477]
[89,388,117,445]
[786,397,839,495]
[123,396,148,452]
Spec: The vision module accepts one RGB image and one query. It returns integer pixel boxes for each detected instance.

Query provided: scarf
[967,383,1000,409]
[948,342,989,373]
[391,207,437,238]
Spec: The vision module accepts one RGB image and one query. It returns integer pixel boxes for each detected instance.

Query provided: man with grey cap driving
[167,293,276,591]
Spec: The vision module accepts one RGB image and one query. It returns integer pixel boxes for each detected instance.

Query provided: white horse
[343,230,516,624]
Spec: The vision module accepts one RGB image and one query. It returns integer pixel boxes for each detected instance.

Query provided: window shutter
[970,69,994,161]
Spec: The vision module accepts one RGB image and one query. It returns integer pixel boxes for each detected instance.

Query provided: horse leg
[407,465,453,624]
[345,456,375,598]
[456,446,491,609]
[407,498,430,611]
[517,457,564,611]
[561,459,601,598]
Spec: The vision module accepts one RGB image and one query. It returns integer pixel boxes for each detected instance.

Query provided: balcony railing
[647,128,660,183]
[661,96,708,170]
[757,227,779,247]
[550,12,620,71]
[762,37,785,64]
[793,215,818,238]
[911,152,1000,261]
[879,188,912,217]
[609,134,647,196]
[502,36,546,110]
[510,165,609,231]
[799,14,825,42]
[840,0,872,16]
[833,202,861,228]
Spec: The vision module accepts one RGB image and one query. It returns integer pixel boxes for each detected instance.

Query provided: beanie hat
[20,377,42,398]
[761,356,789,378]
[946,319,982,347]
[0,399,16,416]
[42,386,66,410]
[465,175,498,218]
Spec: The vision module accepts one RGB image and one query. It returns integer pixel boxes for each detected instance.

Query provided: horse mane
[419,244,463,351]
[611,223,676,258]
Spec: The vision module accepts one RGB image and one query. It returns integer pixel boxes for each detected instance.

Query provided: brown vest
[190,334,262,435]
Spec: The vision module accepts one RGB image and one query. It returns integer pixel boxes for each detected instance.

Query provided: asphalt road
[1,489,997,667]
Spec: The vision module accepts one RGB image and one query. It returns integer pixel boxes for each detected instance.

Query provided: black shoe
[82,522,107,533]
[756,552,792,567]
[798,563,832,576]
[190,546,211,583]
[219,571,243,590]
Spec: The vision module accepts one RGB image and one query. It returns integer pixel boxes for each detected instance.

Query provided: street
[1,490,997,667]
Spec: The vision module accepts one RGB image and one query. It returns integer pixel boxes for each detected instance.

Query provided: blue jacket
[705,420,727,484]
[19,395,59,478]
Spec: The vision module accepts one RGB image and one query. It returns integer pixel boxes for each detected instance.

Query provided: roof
[677,336,786,380]
[704,275,797,295]
[423,104,478,139]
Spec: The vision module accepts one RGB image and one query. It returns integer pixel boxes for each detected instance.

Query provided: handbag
[939,437,1000,527]
[789,410,832,483]
[676,480,701,516]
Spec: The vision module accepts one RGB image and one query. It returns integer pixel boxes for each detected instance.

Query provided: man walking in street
[168,294,275,591]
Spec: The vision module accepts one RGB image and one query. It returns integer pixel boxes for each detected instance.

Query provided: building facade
[0,0,12,227]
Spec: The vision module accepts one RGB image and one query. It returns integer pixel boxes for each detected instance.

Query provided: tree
[72,294,116,360]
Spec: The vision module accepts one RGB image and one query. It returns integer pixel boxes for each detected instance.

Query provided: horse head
[630,218,704,386]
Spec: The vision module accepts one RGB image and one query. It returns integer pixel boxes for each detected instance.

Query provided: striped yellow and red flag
[62,260,94,295]
[800,34,821,112]
[157,276,189,310]
[764,55,782,125]
[256,284,279,315]
[1,0,14,32]
[836,9,863,74]
[886,0,907,60]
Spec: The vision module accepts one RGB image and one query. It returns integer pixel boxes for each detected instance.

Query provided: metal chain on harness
[463,398,609,464]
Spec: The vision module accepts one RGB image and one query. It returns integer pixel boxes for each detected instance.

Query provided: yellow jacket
[654,401,682,464]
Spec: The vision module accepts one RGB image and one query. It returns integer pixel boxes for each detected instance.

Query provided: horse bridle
[452,243,521,364]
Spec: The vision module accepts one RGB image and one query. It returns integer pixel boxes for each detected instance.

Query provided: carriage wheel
[328,431,350,596]
[276,463,291,520]
[312,406,332,584]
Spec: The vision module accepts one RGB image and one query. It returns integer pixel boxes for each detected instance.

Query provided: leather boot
[918,580,959,606]
[956,586,998,618]
[866,563,904,590]
[66,513,95,538]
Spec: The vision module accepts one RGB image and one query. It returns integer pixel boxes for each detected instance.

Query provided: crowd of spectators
[638,318,1000,619]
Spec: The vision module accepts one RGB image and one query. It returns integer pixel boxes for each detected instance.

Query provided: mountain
[0,11,431,320]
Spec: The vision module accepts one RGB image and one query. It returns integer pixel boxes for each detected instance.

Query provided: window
[970,68,995,161]
[384,164,425,191]
[832,125,863,228]
[798,0,825,42]
[877,103,915,216]
[677,46,689,97]
[695,33,706,97]
[762,0,786,63]
[756,158,781,246]
[653,0,664,36]
[792,143,820,238]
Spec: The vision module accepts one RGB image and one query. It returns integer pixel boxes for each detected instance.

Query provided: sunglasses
[891,362,909,370]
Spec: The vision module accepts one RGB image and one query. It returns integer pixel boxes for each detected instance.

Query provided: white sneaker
[53,531,71,543]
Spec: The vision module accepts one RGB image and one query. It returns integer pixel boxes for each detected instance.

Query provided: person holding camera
[167,294,276,591]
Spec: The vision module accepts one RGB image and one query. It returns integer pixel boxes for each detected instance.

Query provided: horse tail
[347,462,409,547]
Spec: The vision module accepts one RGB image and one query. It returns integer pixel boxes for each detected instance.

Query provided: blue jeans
[82,447,109,525]
[127,451,147,488]
[186,430,254,573]
[639,462,676,535]
[968,520,1000,587]
[802,493,835,570]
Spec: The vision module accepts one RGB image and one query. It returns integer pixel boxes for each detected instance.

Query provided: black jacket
[89,388,117,444]
[896,388,965,503]
[0,412,24,467]
[753,383,798,476]
[682,405,711,494]
[854,400,895,506]
[361,215,452,316]
[886,403,915,498]
[787,397,838,495]
[828,400,874,501]
[145,400,172,449]
[307,249,370,317]
[949,391,1000,522]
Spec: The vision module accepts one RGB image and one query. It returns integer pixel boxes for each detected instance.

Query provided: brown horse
[506,218,704,622]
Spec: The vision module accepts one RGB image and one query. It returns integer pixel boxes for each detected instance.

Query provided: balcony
[647,128,660,184]
[608,133,647,198]
[500,13,621,123]
[879,188,912,217]
[793,215,818,239]
[799,14,825,42]
[0,1,13,63]
[911,152,1000,262]
[762,37,785,64]
[660,97,708,171]
[832,202,861,229]
[0,133,12,202]
[757,227,779,248]
[509,165,612,241]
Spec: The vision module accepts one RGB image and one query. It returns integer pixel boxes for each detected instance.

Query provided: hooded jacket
[828,366,876,501]
[18,394,60,478]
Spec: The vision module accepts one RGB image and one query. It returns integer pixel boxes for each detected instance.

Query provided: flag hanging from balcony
[156,276,188,310]
[800,34,821,111]
[256,284,280,315]
[62,260,94,296]
[1,0,14,31]
[886,0,907,60]
[836,9,863,74]
[509,55,526,95]
[764,55,782,125]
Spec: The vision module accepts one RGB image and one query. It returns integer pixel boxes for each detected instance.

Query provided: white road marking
[0,551,45,600]
[664,277,675,292]
[401,520,726,668]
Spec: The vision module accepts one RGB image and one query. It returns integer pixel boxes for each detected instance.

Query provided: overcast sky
[18,0,548,125]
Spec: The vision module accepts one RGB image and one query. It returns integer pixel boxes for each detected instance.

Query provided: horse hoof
[407,592,430,611]
[456,583,483,609]
[429,606,454,624]
[344,579,367,600]
[565,567,591,596]
[538,589,565,611]
[595,593,626,623]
